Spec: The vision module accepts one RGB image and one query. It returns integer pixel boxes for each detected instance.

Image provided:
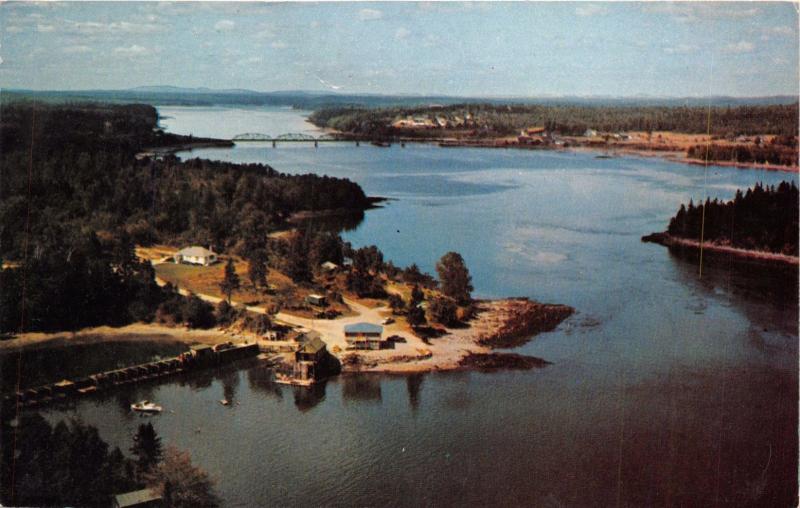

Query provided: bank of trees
[0,102,372,333]
[686,138,798,166]
[1,415,218,507]
[667,181,798,255]
[310,103,799,139]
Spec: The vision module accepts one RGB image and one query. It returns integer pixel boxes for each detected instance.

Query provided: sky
[1,1,798,97]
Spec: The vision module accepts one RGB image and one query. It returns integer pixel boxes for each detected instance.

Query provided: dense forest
[0,102,370,333]
[666,181,798,256]
[2,415,218,507]
[310,102,799,138]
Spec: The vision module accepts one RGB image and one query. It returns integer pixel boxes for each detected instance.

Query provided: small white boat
[130,400,163,413]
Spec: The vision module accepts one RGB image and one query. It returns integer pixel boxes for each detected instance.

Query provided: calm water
[41,106,798,506]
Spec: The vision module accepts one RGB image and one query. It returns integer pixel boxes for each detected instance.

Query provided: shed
[174,246,218,266]
[305,294,327,306]
[113,487,163,508]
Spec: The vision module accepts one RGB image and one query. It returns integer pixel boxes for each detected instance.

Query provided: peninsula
[642,181,799,265]
[309,103,799,171]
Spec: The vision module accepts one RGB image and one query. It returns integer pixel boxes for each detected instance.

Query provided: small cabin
[174,246,218,266]
[294,335,328,381]
[296,335,327,363]
[305,294,327,307]
[344,322,385,350]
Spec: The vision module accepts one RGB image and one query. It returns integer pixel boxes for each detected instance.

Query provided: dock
[3,342,260,410]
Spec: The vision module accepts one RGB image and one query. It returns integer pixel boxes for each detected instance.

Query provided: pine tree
[130,422,163,476]
[220,258,240,303]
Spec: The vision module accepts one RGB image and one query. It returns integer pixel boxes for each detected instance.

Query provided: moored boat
[131,400,163,413]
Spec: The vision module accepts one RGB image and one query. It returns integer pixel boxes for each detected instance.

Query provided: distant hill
[2,87,797,110]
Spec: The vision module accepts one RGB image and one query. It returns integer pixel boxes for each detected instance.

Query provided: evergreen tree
[406,305,426,328]
[130,422,163,476]
[219,258,240,303]
[247,249,268,291]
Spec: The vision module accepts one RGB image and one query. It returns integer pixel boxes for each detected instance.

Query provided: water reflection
[341,374,382,403]
[667,246,798,335]
[220,369,240,404]
[293,209,366,234]
[246,366,283,401]
[292,381,327,412]
[405,374,424,412]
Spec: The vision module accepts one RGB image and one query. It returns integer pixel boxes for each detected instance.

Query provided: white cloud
[70,20,164,35]
[575,4,606,17]
[214,19,235,31]
[395,27,411,40]
[723,41,755,53]
[310,20,320,29]
[254,27,274,39]
[663,43,696,55]
[238,56,263,65]
[270,41,288,49]
[769,26,794,36]
[36,23,55,32]
[6,26,23,33]
[643,3,760,23]
[113,44,149,56]
[358,8,383,21]
[63,45,92,54]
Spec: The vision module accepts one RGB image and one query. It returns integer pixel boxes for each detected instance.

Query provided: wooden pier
[3,342,260,410]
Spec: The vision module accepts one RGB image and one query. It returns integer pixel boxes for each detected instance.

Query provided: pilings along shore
[3,342,260,411]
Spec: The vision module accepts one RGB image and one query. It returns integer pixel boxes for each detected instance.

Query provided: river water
[42,106,798,506]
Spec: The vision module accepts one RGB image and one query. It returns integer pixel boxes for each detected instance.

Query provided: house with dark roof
[291,334,328,381]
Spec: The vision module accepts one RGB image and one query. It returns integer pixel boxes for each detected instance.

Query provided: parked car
[381,317,395,325]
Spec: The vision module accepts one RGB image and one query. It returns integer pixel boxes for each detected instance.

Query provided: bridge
[231,132,358,146]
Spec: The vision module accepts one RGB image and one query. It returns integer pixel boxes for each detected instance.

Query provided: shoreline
[641,232,800,265]
[341,298,574,374]
[3,298,575,377]
[317,127,798,173]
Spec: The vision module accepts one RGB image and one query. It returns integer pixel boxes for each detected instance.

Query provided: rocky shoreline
[352,298,574,374]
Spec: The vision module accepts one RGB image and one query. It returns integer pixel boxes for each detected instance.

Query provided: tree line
[667,181,798,255]
[686,137,798,166]
[310,102,799,138]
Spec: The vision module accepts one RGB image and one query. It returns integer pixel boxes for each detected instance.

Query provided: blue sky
[1,1,797,97]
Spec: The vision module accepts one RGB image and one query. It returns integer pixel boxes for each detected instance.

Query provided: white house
[583,129,598,137]
[174,246,218,266]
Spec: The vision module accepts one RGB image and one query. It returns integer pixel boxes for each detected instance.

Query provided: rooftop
[177,246,216,257]
[344,322,383,335]
[299,336,327,355]
[114,487,162,508]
